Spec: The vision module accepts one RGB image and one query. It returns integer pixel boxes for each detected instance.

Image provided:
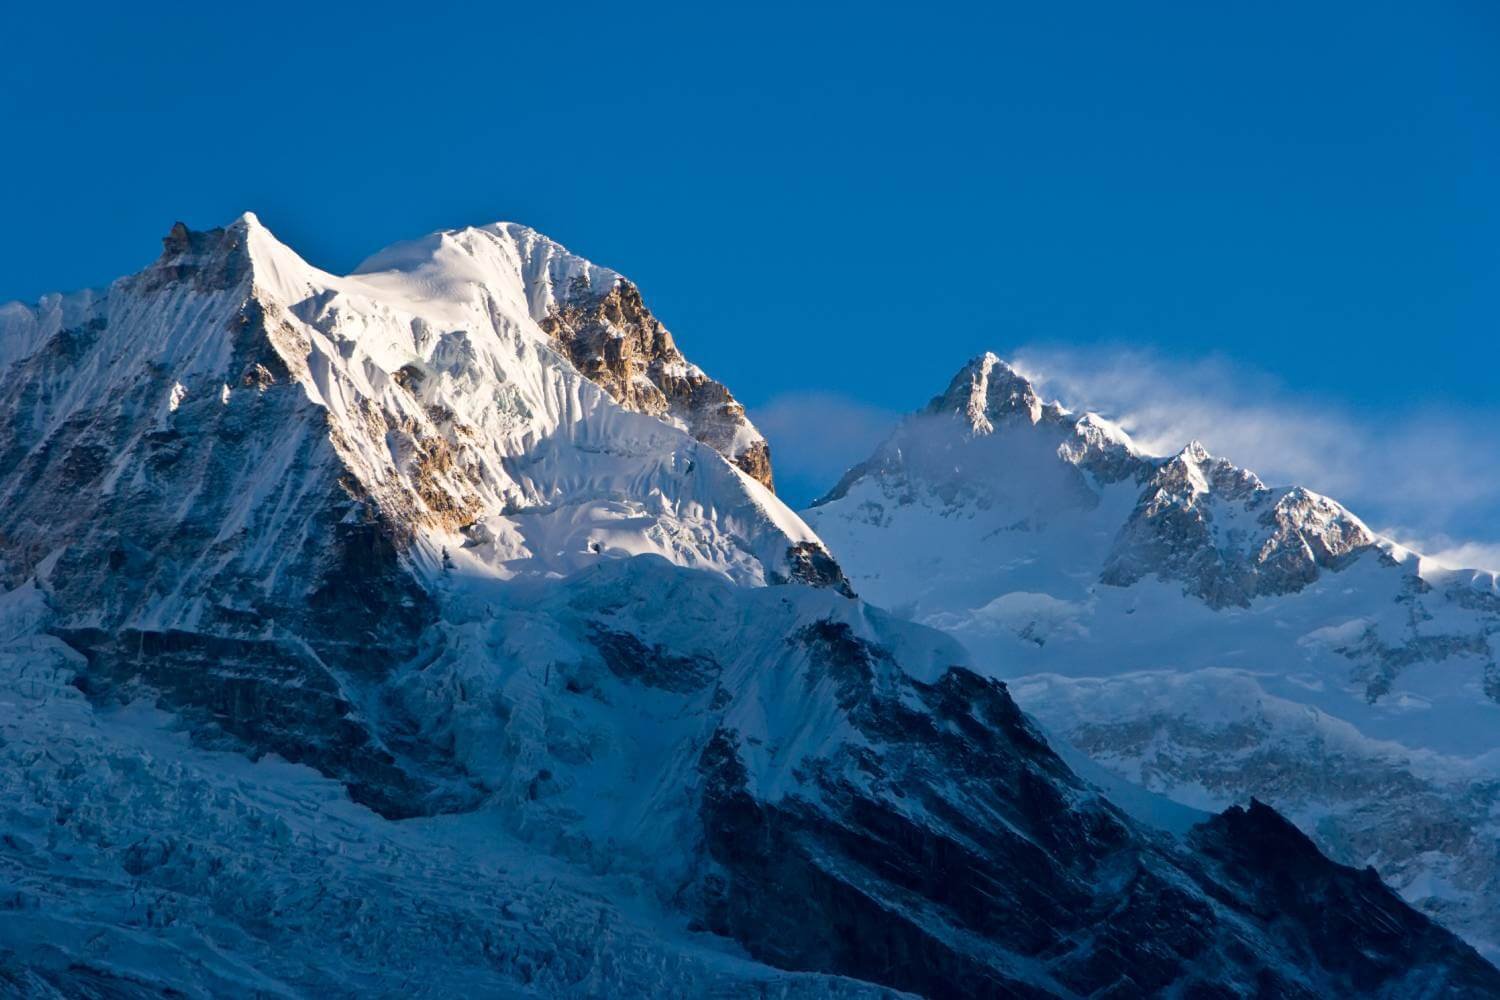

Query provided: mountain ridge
[1,223,1496,997]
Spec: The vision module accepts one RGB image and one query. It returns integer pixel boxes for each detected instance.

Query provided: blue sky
[2,2,1496,552]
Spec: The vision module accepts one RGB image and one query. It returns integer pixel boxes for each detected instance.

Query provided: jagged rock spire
[926,352,1045,431]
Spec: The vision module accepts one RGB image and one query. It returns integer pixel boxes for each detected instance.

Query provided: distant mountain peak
[816,351,1392,608]
[926,352,1048,432]
[804,351,1500,958]
[1177,438,1213,464]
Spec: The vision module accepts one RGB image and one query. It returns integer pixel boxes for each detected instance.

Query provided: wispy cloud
[1384,536,1500,575]
[1009,346,1500,572]
[751,392,899,509]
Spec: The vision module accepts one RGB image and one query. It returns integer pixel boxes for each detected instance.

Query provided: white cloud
[1426,543,1500,575]
[1009,345,1500,572]
[1386,535,1500,575]
[751,392,898,508]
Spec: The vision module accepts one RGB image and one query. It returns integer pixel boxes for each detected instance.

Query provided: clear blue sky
[3,2,1497,525]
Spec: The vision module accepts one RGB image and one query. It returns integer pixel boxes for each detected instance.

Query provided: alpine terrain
[0,221,1496,998]
[805,352,1500,965]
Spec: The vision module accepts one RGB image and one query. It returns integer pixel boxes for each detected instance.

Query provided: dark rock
[693,655,1500,998]
[773,541,856,597]
[589,625,720,693]
[540,279,776,491]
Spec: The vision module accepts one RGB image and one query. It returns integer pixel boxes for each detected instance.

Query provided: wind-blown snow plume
[1010,345,1500,571]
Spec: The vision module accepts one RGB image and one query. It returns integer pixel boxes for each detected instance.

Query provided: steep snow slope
[805,352,1500,958]
[0,583,903,1000]
[1,229,1496,998]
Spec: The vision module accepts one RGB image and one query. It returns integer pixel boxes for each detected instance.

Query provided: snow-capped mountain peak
[0,210,842,826]
[926,351,1049,432]
[1177,437,1212,465]
[349,220,624,324]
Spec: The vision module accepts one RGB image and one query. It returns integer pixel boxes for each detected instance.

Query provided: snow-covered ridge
[352,219,626,323]
[345,219,777,489]
[0,288,104,374]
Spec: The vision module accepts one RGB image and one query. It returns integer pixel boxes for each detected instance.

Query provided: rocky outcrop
[540,277,775,490]
[1102,443,1376,608]
[1188,800,1499,996]
[925,350,1050,430]
[772,541,856,596]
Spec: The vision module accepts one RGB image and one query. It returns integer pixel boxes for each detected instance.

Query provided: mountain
[0,226,1495,998]
[805,351,1500,962]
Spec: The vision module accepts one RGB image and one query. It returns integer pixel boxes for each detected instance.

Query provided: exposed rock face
[1,234,1495,997]
[1103,442,1376,608]
[1187,800,1495,996]
[805,352,1500,960]
[540,276,775,490]
[927,350,1049,430]
[772,541,856,596]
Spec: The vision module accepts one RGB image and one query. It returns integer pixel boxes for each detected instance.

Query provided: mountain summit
[0,232,1496,997]
[927,352,1050,430]
[806,352,1500,961]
